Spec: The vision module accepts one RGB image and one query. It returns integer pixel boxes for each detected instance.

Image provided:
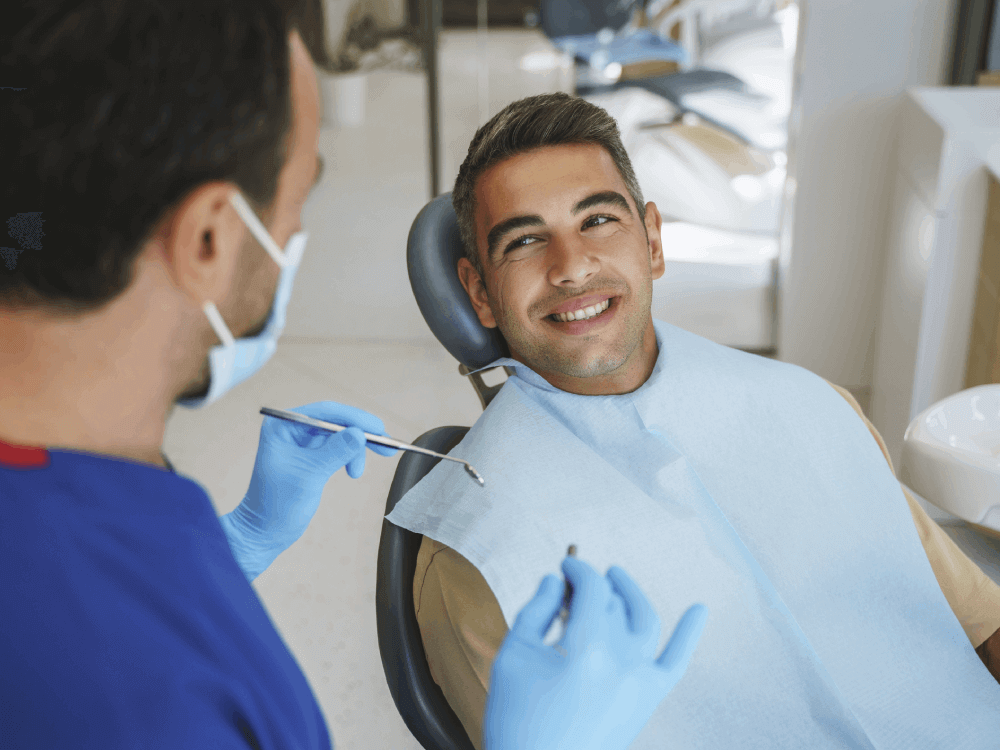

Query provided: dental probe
[259,407,485,486]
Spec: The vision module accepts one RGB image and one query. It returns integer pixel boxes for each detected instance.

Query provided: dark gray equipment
[376,425,475,750]
[375,193,511,749]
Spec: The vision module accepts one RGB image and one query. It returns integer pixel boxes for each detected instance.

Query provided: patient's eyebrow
[486,213,545,262]
[572,190,632,216]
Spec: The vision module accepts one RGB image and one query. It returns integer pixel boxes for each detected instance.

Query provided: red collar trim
[0,438,51,469]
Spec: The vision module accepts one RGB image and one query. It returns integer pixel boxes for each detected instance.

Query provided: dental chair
[544,0,784,150]
[541,0,689,78]
[375,193,511,750]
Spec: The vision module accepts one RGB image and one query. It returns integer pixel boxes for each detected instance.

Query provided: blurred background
[162,0,1000,746]
[298,0,798,355]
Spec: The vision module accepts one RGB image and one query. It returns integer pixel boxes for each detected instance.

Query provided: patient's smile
[548,296,616,330]
[549,294,613,322]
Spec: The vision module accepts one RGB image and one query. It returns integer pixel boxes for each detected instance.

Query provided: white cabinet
[871,88,998,473]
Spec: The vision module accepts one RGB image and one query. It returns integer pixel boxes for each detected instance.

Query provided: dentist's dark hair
[452,92,646,278]
[0,0,334,313]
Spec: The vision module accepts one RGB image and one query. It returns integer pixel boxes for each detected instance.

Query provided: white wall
[777,0,959,391]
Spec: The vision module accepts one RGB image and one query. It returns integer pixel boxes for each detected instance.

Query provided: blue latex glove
[483,556,708,750]
[220,401,397,581]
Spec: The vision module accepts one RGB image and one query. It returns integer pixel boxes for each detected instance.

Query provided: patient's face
[458,143,665,396]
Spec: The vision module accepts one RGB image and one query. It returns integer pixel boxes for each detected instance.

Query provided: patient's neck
[515,318,659,396]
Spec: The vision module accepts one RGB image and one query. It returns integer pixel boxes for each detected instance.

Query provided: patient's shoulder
[824,379,895,474]
[414,536,446,606]
[417,534,448,565]
[825,380,865,419]
[417,536,481,581]
[414,536,500,614]
[415,537,482,595]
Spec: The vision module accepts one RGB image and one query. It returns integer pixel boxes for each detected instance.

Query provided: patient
[390,93,1000,748]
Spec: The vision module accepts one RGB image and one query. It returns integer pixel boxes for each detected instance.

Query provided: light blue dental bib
[387,321,1000,748]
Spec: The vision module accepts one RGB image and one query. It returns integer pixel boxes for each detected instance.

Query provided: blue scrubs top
[0,438,332,749]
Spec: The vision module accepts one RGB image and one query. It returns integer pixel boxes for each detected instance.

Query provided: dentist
[0,2,705,749]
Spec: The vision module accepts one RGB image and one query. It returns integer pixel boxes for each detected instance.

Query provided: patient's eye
[583,214,618,230]
[504,234,538,254]
[501,215,618,257]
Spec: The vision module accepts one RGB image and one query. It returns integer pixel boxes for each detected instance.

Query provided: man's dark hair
[452,92,646,278]
[1,0,333,313]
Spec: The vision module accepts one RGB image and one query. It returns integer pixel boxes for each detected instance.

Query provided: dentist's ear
[644,201,665,281]
[162,182,248,309]
[457,256,499,329]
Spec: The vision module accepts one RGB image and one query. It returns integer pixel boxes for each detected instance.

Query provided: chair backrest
[407,193,507,372]
[375,426,476,750]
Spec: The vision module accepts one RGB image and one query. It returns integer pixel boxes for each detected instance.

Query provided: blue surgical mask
[177,191,307,409]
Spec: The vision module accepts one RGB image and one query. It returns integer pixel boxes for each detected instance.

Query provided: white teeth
[555,298,610,323]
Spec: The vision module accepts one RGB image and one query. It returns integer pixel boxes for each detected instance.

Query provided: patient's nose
[546,235,600,287]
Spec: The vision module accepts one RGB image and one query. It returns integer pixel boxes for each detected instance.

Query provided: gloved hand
[219,401,397,581]
[483,556,708,750]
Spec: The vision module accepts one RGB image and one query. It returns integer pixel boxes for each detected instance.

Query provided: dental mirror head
[464,463,485,486]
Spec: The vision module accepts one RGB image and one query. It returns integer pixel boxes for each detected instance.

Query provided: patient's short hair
[452,92,646,278]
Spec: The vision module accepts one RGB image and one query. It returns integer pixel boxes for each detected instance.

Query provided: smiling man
[457,142,660,397]
[386,92,1000,749]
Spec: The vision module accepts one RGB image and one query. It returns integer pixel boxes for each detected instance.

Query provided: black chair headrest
[406,193,507,371]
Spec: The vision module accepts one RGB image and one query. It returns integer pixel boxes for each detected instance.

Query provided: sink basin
[899,384,1000,534]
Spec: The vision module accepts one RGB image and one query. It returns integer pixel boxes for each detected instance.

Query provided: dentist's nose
[546,235,599,287]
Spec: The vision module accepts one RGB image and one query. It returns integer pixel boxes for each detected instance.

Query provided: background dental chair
[540,0,689,79]
[539,0,742,100]
[375,194,509,750]
[544,0,790,151]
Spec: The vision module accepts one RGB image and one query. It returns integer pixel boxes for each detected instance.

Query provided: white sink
[900,384,1000,534]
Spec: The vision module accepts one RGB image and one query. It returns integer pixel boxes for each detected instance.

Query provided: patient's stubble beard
[492,276,653,381]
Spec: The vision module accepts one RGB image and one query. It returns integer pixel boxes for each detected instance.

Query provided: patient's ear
[644,201,665,281]
[457,257,498,328]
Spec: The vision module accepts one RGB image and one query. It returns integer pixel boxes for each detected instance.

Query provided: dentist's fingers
[290,426,331,449]
[606,566,661,644]
[604,589,629,638]
[261,413,326,448]
[367,441,399,458]
[655,603,708,676]
[341,427,368,478]
[292,402,399,456]
[508,574,565,644]
[560,556,612,651]
[293,401,385,434]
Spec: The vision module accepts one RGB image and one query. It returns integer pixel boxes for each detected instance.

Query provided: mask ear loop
[202,301,236,348]
[229,191,295,269]
[194,191,281,349]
